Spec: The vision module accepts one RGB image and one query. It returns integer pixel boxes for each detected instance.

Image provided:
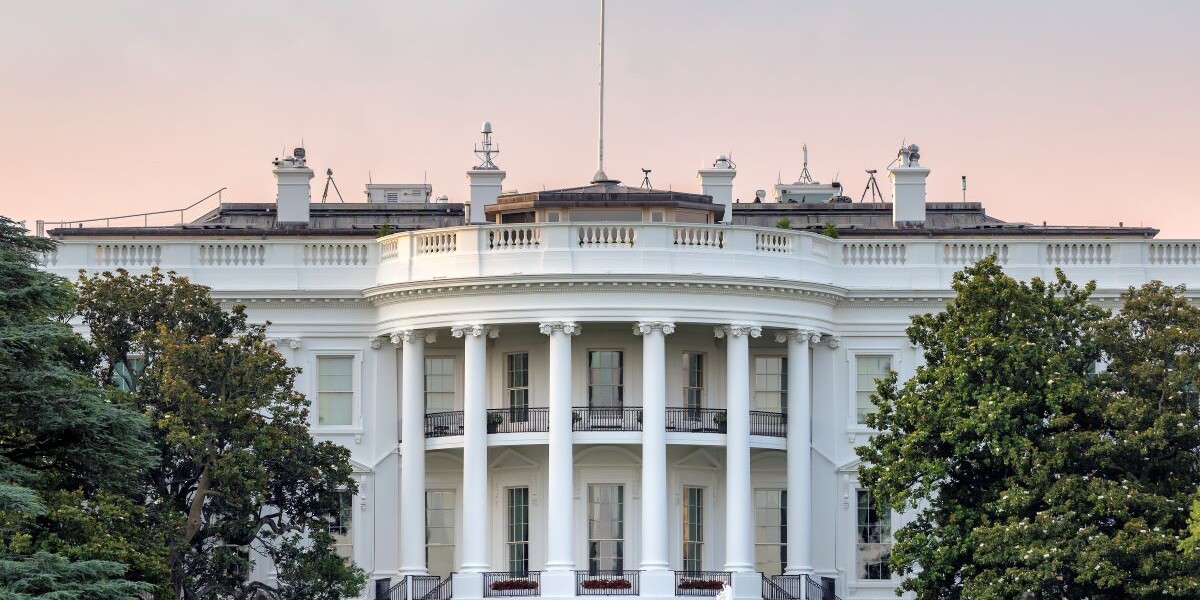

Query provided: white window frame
[839,474,900,592]
[424,355,458,413]
[753,353,787,413]
[311,350,363,433]
[852,487,895,586]
[846,349,899,432]
[682,351,706,409]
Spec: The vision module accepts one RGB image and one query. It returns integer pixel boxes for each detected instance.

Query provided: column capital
[369,336,383,349]
[451,324,499,339]
[714,324,761,339]
[827,335,842,349]
[390,329,437,345]
[774,329,823,345]
[633,321,675,336]
[539,321,582,336]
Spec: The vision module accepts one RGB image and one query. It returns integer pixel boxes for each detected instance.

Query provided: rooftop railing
[39,222,1200,293]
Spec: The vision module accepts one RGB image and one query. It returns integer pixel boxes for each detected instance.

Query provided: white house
[37,132,1200,600]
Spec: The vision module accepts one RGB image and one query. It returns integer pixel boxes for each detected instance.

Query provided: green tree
[0,216,157,597]
[76,268,365,600]
[858,258,1200,599]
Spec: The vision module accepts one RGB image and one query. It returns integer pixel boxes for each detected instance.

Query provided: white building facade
[38,142,1200,600]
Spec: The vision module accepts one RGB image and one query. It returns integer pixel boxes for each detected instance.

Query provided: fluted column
[396,329,434,576]
[777,330,819,575]
[636,321,674,572]
[540,321,580,573]
[454,325,496,573]
[716,324,760,572]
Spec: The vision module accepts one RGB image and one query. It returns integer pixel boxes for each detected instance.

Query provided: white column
[372,336,401,577]
[636,321,674,573]
[777,330,818,575]
[540,322,580,572]
[454,325,495,573]
[396,329,431,576]
[717,324,760,572]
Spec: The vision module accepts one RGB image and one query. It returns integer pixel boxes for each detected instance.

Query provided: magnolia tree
[76,268,365,600]
[858,258,1200,600]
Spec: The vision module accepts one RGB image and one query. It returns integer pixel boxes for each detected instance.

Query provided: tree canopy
[858,257,1200,599]
[0,216,157,598]
[75,268,365,600]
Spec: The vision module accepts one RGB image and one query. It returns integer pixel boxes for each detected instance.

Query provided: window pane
[425,357,456,411]
[426,490,456,579]
[856,355,891,424]
[588,351,623,408]
[682,487,704,572]
[317,357,354,426]
[587,484,624,573]
[754,489,786,577]
[754,357,786,412]
[856,491,892,580]
[507,487,530,575]
[328,490,354,561]
[683,352,704,408]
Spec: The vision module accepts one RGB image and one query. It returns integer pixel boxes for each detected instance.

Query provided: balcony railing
[665,408,727,433]
[572,406,643,431]
[487,407,549,433]
[425,411,465,438]
[749,410,787,437]
[576,570,639,596]
[483,571,541,597]
[675,571,731,596]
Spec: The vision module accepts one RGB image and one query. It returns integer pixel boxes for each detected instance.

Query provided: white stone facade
[40,222,1200,600]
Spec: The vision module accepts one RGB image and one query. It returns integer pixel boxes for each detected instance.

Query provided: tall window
[588,351,623,408]
[754,489,787,577]
[426,490,456,579]
[754,357,787,413]
[317,356,354,426]
[329,490,354,561]
[113,355,146,392]
[506,353,530,422]
[587,484,624,573]
[425,357,455,412]
[855,356,892,425]
[682,487,704,572]
[856,491,892,580]
[683,352,705,409]
[507,487,530,575]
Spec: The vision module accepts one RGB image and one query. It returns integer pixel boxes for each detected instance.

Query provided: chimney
[273,147,314,226]
[698,155,737,224]
[889,143,930,228]
[467,121,505,223]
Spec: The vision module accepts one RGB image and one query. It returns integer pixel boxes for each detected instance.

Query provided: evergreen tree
[0,216,156,598]
[858,258,1200,599]
[76,268,365,600]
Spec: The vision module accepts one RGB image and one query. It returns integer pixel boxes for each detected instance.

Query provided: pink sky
[2,1,1198,236]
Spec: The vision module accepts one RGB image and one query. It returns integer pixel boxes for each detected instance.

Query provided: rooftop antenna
[321,168,345,203]
[640,168,653,189]
[474,121,500,169]
[798,143,814,183]
[860,169,884,203]
[961,175,967,201]
[591,0,617,184]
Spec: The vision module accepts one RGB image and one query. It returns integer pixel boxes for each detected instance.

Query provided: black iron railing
[487,407,549,433]
[665,408,727,433]
[807,575,825,600]
[412,575,452,600]
[572,407,643,431]
[762,574,804,600]
[575,570,639,596]
[675,571,731,596]
[483,571,540,597]
[376,577,407,600]
[425,411,465,438]
[750,410,787,437]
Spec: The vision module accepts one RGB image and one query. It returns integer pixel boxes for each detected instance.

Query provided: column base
[539,570,577,599]
[452,572,484,600]
[729,571,764,600]
[638,570,676,597]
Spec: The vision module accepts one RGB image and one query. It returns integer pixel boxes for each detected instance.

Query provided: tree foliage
[75,268,365,600]
[0,216,158,597]
[858,258,1200,599]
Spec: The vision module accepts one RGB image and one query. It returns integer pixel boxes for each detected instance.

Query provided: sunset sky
[2,1,1198,236]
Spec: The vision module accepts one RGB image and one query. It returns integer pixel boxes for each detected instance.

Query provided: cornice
[365,274,846,306]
